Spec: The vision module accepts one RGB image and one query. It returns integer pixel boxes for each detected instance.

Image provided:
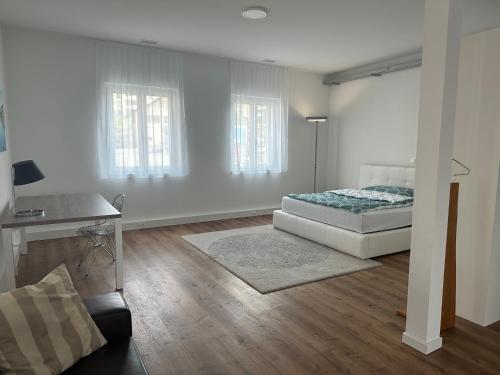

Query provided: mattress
[282,196,412,234]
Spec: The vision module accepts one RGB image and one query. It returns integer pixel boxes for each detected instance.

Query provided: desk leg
[114,218,123,291]
[1,228,16,291]
[19,228,28,255]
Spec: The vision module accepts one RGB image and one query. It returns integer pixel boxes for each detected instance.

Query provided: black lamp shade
[13,160,45,186]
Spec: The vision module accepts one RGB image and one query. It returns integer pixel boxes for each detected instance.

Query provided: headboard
[359,165,415,189]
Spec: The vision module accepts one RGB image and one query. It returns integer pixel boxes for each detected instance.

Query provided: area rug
[182,225,381,293]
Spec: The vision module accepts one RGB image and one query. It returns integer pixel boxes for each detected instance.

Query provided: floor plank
[16,216,500,375]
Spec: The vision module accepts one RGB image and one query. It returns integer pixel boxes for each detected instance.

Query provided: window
[232,95,278,172]
[108,84,176,174]
[97,42,187,178]
[230,61,288,174]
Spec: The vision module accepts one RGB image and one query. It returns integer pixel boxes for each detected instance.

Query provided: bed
[273,165,415,259]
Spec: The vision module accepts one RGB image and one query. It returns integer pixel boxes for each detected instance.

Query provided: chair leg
[81,233,116,277]
[103,235,115,261]
[108,234,115,261]
[107,235,115,251]
[85,244,99,277]
[77,237,92,270]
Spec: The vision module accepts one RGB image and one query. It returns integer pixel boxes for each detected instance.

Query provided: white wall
[2,26,330,231]
[326,26,500,327]
[453,27,500,326]
[0,25,13,290]
[327,68,421,189]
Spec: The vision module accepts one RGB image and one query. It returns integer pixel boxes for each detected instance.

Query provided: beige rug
[182,225,380,293]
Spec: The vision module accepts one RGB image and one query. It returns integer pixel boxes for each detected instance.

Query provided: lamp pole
[306,116,328,193]
[313,121,319,193]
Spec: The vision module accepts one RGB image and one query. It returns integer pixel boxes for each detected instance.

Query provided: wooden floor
[17,216,500,375]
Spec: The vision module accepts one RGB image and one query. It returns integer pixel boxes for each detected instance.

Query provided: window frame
[231,93,280,173]
[105,82,179,177]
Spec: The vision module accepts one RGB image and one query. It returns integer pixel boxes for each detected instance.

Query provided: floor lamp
[306,116,328,192]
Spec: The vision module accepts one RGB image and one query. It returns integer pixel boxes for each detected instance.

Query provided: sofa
[63,292,149,375]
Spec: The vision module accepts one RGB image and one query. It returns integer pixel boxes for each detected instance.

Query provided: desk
[1,193,123,291]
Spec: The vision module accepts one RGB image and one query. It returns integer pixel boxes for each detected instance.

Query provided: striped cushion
[0,264,107,374]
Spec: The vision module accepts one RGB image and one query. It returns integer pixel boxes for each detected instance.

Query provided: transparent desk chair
[77,193,125,277]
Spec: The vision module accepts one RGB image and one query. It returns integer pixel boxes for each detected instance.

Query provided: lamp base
[15,209,45,217]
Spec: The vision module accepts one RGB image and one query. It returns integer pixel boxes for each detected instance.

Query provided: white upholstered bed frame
[273,165,415,259]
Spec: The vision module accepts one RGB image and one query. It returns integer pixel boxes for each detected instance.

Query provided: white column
[1,228,16,291]
[114,218,123,291]
[402,0,462,354]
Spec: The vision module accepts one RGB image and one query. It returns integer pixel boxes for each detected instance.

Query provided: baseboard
[402,332,442,354]
[481,314,500,327]
[25,207,279,242]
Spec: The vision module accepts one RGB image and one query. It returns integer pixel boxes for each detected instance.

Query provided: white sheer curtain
[230,60,288,174]
[97,42,188,178]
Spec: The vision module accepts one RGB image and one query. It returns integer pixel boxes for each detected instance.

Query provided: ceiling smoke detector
[242,6,269,20]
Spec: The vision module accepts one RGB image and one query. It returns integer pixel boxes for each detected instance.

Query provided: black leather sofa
[63,292,149,375]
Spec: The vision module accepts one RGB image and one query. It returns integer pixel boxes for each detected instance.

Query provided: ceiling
[1,0,500,73]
